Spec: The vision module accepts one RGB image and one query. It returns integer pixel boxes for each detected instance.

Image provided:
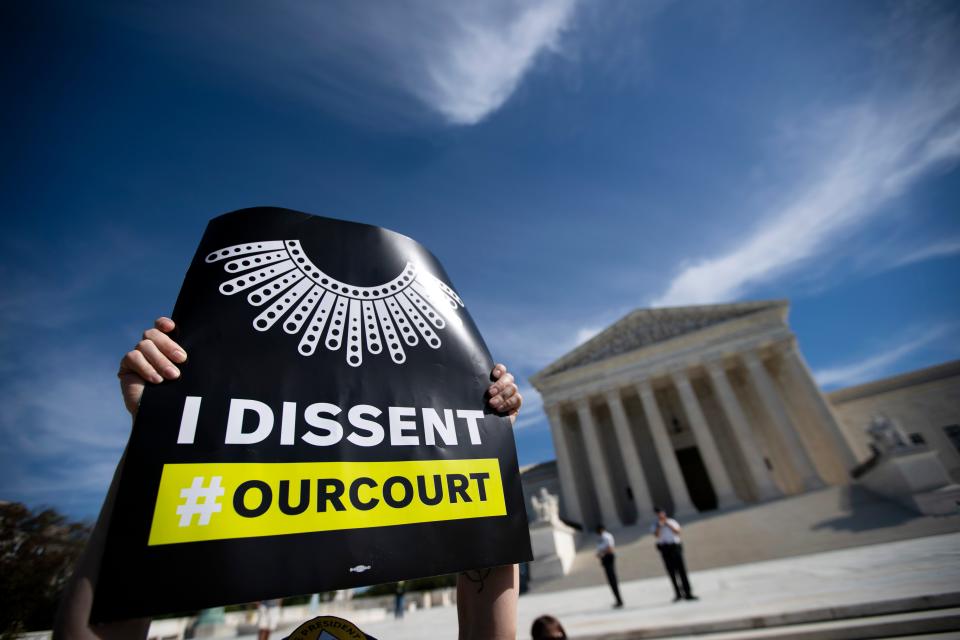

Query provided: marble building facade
[530,300,858,528]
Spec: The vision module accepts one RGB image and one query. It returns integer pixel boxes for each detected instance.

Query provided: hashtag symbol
[176,476,225,527]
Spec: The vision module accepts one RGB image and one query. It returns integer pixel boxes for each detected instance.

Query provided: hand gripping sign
[92,208,532,621]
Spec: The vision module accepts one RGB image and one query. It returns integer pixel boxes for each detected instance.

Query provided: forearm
[456,564,518,640]
[53,448,151,640]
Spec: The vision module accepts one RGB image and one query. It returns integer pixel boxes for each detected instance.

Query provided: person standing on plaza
[595,524,624,608]
[256,599,281,640]
[394,581,406,620]
[652,507,697,602]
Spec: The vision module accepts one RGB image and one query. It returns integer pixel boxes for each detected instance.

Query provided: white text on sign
[176,396,488,447]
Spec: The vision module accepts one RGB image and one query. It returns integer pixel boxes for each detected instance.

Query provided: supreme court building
[530,300,859,528]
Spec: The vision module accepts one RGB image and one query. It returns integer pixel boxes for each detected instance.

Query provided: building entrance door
[675,447,718,512]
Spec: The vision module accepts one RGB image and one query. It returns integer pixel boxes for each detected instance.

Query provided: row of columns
[546,343,852,528]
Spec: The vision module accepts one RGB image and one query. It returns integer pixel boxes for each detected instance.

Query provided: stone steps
[661,608,960,640]
[573,595,960,639]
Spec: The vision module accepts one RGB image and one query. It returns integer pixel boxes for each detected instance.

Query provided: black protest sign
[92,207,532,622]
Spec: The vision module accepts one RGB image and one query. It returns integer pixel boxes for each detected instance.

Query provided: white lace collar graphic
[207,240,464,367]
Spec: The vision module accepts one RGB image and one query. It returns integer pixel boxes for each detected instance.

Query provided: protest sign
[92,207,532,621]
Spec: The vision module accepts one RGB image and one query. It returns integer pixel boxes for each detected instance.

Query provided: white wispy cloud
[651,8,960,307]
[410,1,578,124]
[885,238,960,270]
[482,312,624,433]
[511,383,545,430]
[120,0,578,126]
[0,346,130,512]
[574,325,602,346]
[0,229,157,513]
[813,324,955,389]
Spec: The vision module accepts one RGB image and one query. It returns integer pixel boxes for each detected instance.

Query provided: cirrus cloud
[115,0,579,126]
[651,7,960,306]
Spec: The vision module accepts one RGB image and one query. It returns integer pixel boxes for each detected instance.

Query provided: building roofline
[519,460,557,475]
[531,299,788,385]
[827,359,960,403]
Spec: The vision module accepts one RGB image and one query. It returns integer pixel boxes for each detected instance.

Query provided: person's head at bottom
[531,614,567,639]
[595,524,606,535]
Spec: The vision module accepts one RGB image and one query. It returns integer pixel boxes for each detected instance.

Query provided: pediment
[535,300,786,380]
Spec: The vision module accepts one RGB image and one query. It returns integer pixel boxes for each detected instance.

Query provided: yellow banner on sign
[148,458,506,545]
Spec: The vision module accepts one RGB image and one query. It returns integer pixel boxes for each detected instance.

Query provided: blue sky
[2,0,958,519]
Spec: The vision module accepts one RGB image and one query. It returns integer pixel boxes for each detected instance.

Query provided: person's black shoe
[673,596,683,602]
[685,595,699,601]
[613,602,624,608]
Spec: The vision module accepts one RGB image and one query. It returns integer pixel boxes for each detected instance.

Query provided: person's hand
[117,317,187,418]
[487,364,522,425]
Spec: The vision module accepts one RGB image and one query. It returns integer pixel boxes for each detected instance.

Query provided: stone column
[705,360,780,501]
[604,389,654,516]
[636,380,695,516]
[671,369,740,508]
[742,350,823,491]
[545,404,585,526]
[778,342,858,471]
[575,397,621,527]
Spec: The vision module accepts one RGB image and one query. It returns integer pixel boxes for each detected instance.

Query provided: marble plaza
[220,532,960,640]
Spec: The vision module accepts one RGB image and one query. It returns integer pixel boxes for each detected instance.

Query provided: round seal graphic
[284,615,378,640]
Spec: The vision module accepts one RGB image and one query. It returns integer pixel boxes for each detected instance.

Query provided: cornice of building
[827,359,960,403]
[532,301,792,403]
[531,300,788,387]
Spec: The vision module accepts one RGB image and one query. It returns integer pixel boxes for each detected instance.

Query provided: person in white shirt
[652,507,697,602]
[256,599,281,640]
[595,524,624,608]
